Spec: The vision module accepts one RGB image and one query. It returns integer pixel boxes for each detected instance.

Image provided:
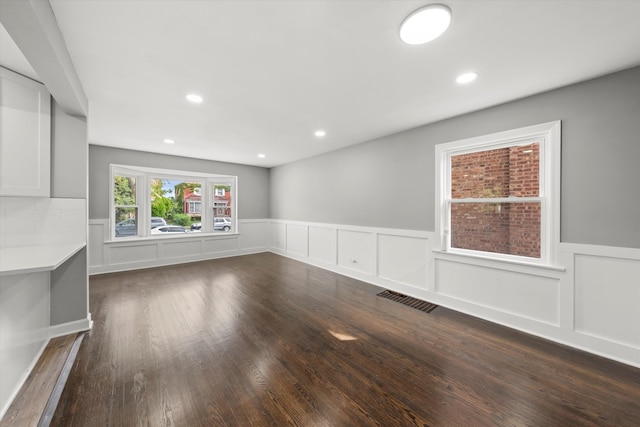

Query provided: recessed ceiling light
[258,153,266,158]
[186,93,203,103]
[400,4,452,45]
[163,139,175,144]
[314,130,326,138]
[456,72,478,84]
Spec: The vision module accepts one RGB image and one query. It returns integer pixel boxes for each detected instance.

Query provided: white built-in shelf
[0,242,86,276]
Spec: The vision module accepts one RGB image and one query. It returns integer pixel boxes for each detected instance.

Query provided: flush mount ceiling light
[257,153,266,158]
[163,139,175,144]
[400,4,452,45]
[314,130,326,138]
[185,93,203,103]
[456,72,478,84]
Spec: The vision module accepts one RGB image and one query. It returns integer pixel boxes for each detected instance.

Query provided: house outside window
[435,121,561,265]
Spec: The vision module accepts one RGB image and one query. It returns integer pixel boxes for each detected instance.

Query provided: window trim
[110,164,238,240]
[435,121,561,266]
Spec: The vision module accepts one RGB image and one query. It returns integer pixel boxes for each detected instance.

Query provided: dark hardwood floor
[52,253,639,426]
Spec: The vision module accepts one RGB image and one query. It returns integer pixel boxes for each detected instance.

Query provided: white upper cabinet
[0,67,51,197]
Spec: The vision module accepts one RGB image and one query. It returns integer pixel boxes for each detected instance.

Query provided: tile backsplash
[0,197,86,248]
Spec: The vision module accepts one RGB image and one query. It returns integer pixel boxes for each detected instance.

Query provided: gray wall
[51,248,87,325]
[89,145,270,220]
[50,100,89,326]
[270,66,640,249]
[52,101,87,198]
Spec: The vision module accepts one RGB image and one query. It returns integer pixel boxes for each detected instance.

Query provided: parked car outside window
[214,217,232,231]
[151,225,190,234]
[190,218,232,232]
[151,217,167,228]
[115,218,136,236]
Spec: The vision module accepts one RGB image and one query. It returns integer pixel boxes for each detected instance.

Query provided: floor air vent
[377,290,439,313]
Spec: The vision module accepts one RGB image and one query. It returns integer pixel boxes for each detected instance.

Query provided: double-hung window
[435,121,561,265]
[110,165,237,239]
[113,174,139,237]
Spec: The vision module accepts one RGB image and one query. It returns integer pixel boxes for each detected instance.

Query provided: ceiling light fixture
[314,130,326,138]
[258,153,266,158]
[400,4,452,45]
[456,72,478,84]
[163,139,175,144]
[186,93,203,103]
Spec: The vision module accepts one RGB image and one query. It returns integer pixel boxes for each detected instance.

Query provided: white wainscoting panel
[435,259,560,325]
[238,220,270,252]
[286,223,308,257]
[337,229,375,276]
[161,240,202,260]
[308,226,337,265]
[110,243,158,266]
[203,237,238,255]
[89,219,269,274]
[574,253,640,347]
[271,222,286,251]
[88,221,105,268]
[378,234,429,289]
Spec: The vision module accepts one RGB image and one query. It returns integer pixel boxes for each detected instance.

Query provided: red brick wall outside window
[450,142,541,258]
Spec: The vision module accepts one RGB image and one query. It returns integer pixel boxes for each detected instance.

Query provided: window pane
[213,183,232,232]
[451,143,539,199]
[450,202,540,258]
[114,176,136,205]
[151,179,201,230]
[114,207,138,237]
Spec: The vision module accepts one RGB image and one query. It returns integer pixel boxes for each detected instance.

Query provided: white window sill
[432,249,566,276]
[105,232,240,244]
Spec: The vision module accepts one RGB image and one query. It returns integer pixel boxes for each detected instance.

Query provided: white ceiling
[39,1,640,167]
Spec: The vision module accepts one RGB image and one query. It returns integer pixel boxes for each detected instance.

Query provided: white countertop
[0,242,86,276]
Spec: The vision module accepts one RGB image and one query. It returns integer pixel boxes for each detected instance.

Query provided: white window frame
[110,164,237,240]
[435,121,561,266]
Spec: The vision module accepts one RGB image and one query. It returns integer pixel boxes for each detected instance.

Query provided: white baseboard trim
[49,314,93,339]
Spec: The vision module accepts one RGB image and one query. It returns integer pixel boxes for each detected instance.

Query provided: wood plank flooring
[52,253,639,426]
[1,333,77,427]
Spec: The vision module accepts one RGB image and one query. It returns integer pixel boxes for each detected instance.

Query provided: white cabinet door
[0,67,51,197]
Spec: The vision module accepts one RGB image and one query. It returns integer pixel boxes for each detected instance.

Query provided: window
[212,183,233,231]
[154,179,203,222]
[435,121,561,265]
[110,165,237,239]
[113,175,138,237]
